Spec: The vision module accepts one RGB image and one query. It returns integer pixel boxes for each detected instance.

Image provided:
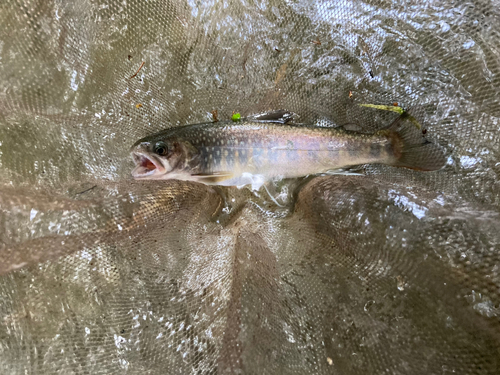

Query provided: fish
[130,111,445,188]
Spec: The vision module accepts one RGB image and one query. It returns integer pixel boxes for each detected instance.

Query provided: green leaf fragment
[406,115,422,129]
[359,103,404,114]
[358,104,421,129]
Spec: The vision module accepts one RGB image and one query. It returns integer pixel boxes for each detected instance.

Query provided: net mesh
[1,0,500,373]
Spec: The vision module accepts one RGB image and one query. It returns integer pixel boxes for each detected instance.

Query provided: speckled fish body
[130,115,445,187]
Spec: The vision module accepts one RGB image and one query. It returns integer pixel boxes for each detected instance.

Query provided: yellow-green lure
[359,104,422,129]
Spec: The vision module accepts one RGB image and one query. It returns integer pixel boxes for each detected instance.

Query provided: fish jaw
[131,151,202,182]
[131,151,168,179]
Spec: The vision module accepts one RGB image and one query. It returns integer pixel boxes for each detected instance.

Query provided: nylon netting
[1,1,499,374]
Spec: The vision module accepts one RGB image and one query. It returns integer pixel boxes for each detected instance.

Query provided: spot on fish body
[370,143,381,158]
[348,148,358,157]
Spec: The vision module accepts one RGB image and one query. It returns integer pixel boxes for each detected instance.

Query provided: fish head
[130,135,195,180]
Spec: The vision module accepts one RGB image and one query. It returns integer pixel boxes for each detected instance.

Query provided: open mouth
[131,152,166,178]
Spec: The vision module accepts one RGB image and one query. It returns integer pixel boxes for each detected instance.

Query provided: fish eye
[154,142,168,156]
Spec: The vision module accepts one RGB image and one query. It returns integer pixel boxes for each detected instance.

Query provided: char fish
[130,111,445,188]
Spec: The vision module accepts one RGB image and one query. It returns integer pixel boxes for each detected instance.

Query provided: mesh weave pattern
[1,0,499,374]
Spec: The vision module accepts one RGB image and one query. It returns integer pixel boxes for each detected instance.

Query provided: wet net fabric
[1,0,500,374]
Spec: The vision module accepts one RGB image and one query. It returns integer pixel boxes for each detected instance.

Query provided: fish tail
[384,115,446,171]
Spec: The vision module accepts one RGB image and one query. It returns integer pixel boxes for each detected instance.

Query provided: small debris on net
[130,61,145,79]
[211,110,219,122]
[358,103,422,129]
[396,275,405,291]
[231,112,241,122]
[75,185,97,196]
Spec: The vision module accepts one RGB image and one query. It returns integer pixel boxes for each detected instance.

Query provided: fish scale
[172,122,393,178]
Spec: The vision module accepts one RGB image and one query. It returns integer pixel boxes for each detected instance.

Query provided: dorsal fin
[247,110,295,124]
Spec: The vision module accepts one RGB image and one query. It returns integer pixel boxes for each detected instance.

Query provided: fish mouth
[131,152,166,178]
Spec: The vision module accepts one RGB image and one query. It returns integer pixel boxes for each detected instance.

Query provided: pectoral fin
[192,172,234,184]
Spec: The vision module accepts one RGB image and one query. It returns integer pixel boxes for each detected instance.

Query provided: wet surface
[1,0,500,374]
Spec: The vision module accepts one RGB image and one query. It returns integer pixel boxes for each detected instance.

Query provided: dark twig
[75,185,97,196]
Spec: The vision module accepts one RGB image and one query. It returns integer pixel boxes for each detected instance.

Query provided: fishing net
[1,0,499,373]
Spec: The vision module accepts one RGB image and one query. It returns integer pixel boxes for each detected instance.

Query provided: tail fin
[384,115,446,171]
